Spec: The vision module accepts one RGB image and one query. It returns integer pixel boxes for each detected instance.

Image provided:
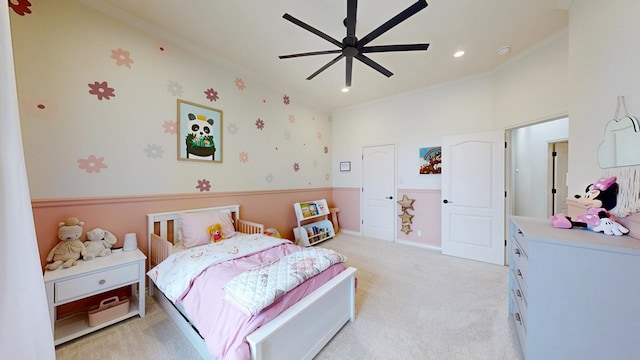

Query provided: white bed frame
[147,205,357,360]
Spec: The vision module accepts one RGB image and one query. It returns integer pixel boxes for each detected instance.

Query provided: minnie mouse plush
[549,176,629,236]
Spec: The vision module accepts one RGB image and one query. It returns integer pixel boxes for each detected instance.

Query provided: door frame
[360,143,397,241]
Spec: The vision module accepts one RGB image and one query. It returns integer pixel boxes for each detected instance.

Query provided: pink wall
[331,187,361,233]
[396,189,442,248]
[33,188,333,270]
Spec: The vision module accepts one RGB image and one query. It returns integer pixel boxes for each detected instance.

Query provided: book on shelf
[308,203,318,216]
[316,201,327,214]
[300,203,311,217]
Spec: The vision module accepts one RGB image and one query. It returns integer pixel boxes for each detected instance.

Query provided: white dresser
[509,216,640,360]
[43,249,146,345]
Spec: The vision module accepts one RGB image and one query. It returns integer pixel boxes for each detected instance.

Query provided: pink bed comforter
[179,241,345,360]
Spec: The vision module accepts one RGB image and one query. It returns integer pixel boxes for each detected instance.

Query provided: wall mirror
[597,115,640,168]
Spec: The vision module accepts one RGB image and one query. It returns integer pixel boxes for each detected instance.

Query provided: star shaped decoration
[399,210,414,224]
[401,224,412,235]
[397,194,415,210]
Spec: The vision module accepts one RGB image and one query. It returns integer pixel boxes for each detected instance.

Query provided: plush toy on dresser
[549,176,630,236]
[83,227,118,260]
[45,217,88,270]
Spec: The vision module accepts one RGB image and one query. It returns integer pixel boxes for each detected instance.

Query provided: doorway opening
[508,117,569,219]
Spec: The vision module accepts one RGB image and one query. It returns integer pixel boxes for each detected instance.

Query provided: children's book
[300,203,311,217]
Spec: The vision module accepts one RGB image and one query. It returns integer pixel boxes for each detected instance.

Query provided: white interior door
[441,131,505,265]
[362,144,395,241]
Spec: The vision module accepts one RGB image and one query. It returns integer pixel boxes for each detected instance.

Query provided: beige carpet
[56,234,520,360]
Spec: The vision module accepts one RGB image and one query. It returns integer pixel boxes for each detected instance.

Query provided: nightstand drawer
[55,263,140,303]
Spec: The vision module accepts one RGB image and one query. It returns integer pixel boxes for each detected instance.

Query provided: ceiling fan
[279,0,430,88]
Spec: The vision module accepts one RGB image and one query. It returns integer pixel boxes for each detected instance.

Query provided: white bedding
[147,233,288,302]
[222,246,347,315]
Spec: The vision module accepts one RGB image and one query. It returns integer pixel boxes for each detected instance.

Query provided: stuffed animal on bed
[45,217,88,270]
[549,176,629,236]
[83,227,118,260]
[207,223,225,243]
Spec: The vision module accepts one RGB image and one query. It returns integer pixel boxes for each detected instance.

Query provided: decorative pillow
[179,211,236,248]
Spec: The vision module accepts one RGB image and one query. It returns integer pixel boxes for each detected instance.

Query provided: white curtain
[0,5,55,359]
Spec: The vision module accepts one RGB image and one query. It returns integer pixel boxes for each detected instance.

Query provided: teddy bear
[83,227,118,260]
[207,223,225,243]
[549,176,629,236]
[45,217,88,270]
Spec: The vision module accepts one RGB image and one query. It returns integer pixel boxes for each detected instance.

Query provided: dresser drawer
[512,307,527,357]
[511,240,528,291]
[512,226,528,255]
[511,281,527,324]
[55,263,140,303]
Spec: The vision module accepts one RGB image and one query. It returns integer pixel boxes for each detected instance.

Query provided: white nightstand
[43,249,146,345]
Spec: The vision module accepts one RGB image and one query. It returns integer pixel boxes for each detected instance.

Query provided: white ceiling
[81,0,569,112]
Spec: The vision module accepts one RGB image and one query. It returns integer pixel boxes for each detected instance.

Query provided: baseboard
[396,238,441,251]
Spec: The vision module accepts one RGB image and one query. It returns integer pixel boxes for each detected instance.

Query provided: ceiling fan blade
[346,0,358,37]
[307,54,345,80]
[346,56,353,87]
[283,13,343,48]
[355,53,393,78]
[358,0,428,47]
[279,49,342,59]
[361,43,430,53]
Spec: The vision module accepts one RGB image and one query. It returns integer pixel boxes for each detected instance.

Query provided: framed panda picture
[177,99,223,162]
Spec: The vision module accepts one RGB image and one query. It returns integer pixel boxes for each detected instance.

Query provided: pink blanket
[179,241,345,360]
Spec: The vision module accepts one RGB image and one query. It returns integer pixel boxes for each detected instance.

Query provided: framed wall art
[177,99,223,162]
[419,146,441,174]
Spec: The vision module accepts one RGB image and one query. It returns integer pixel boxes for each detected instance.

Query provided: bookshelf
[293,199,335,246]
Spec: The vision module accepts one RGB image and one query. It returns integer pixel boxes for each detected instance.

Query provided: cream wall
[10,0,332,199]
[568,0,640,193]
[332,31,569,192]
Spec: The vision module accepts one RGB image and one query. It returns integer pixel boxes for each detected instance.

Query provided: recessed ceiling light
[498,46,511,56]
[454,50,465,58]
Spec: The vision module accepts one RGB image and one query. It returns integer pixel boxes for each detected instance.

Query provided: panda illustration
[186,113,216,160]
[188,113,214,140]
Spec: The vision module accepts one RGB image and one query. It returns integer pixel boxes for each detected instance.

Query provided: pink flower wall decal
[324,146,329,154]
[162,120,177,134]
[77,155,108,173]
[239,152,249,163]
[293,162,300,172]
[283,95,290,105]
[204,88,219,102]
[289,115,296,124]
[110,48,134,68]
[234,77,246,90]
[255,118,265,130]
[9,0,32,15]
[196,179,211,192]
[88,81,115,100]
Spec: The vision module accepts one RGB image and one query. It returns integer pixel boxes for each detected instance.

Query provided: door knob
[385,196,393,199]
[443,199,449,204]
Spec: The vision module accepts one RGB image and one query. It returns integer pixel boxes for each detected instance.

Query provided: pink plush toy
[549,176,629,236]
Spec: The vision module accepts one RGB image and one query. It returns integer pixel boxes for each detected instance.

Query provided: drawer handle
[516,269,523,279]
[517,229,523,235]
[99,279,106,285]
[515,312,522,324]
[516,289,522,298]
[514,248,521,257]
